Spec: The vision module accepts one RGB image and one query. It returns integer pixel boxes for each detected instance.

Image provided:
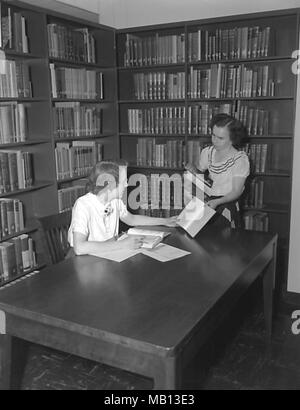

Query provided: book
[118,228,170,249]
[177,197,216,237]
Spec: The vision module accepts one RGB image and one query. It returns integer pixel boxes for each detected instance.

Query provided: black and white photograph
[0,0,300,393]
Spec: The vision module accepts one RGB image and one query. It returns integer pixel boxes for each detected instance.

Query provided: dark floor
[13,288,300,390]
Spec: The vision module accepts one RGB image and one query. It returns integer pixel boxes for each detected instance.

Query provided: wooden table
[0,225,277,390]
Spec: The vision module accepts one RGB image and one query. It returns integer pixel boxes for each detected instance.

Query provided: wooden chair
[37,211,72,265]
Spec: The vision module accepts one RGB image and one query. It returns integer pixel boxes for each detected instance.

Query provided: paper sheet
[141,243,191,262]
[99,249,141,262]
[0,310,6,335]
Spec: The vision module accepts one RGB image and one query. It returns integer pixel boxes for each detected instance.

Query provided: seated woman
[68,160,177,257]
[186,113,250,227]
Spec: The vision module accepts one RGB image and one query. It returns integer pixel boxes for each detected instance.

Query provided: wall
[97,0,300,28]
[288,41,300,293]
[21,0,100,22]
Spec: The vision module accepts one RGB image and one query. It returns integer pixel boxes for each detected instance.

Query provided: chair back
[37,211,72,265]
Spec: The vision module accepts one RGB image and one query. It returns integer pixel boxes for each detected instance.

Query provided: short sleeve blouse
[199,146,250,196]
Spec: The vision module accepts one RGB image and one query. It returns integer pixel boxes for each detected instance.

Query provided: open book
[118,228,170,249]
[177,197,216,237]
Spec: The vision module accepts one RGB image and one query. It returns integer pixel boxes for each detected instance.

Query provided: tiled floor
[12,288,300,390]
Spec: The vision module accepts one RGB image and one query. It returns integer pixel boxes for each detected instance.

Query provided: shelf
[253,172,290,177]
[54,135,113,142]
[118,63,185,70]
[52,98,111,103]
[187,134,293,140]
[129,165,184,172]
[0,225,38,242]
[0,182,54,198]
[0,264,46,288]
[0,139,49,148]
[2,50,43,59]
[49,57,112,69]
[247,135,293,140]
[119,99,185,104]
[57,175,89,184]
[120,133,185,138]
[243,204,289,214]
[188,55,294,66]
[188,96,294,102]
[0,97,47,102]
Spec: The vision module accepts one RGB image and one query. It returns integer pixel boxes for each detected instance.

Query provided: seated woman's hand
[164,216,179,227]
[206,198,221,210]
[184,162,198,174]
[119,235,144,250]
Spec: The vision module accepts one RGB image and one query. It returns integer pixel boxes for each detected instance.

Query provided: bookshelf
[0,0,117,285]
[116,10,299,295]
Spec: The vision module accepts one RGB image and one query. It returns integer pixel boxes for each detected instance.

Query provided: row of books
[58,184,86,213]
[188,26,271,62]
[0,7,29,53]
[188,102,269,136]
[0,60,32,98]
[0,198,24,239]
[136,138,185,168]
[241,144,268,173]
[243,211,269,232]
[138,207,182,218]
[128,107,186,135]
[0,150,33,193]
[131,173,184,212]
[243,178,264,209]
[135,138,204,168]
[53,102,103,139]
[133,72,186,100]
[124,33,186,67]
[0,102,27,143]
[47,24,96,63]
[55,141,103,180]
[0,233,36,282]
[49,64,104,99]
[188,64,275,99]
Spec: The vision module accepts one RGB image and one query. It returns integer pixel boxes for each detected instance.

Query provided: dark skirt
[208,196,242,228]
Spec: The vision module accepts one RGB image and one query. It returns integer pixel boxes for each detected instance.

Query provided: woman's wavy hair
[210,113,248,148]
[86,159,128,195]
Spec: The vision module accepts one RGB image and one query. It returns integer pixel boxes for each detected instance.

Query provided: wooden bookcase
[0,1,298,299]
[116,10,300,296]
[0,0,117,286]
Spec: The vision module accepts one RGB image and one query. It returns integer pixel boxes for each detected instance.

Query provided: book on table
[118,228,170,249]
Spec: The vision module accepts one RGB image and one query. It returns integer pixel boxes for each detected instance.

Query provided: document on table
[99,249,141,262]
[97,243,190,263]
[141,243,191,262]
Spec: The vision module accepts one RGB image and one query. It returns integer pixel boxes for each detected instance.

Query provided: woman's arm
[207,176,246,209]
[121,212,177,227]
[73,232,144,256]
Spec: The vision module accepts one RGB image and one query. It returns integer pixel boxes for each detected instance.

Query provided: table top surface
[0,225,276,355]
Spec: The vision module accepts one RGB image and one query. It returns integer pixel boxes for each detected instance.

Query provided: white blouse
[199,146,250,196]
[68,193,128,247]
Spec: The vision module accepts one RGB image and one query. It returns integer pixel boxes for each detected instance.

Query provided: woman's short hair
[86,159,128,195]
[210,113,248,147]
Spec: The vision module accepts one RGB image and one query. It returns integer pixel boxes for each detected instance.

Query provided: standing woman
[186,113,250,227]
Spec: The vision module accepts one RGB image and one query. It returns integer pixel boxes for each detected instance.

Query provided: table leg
[153,356,180,390]
[263,242,276,341]
[0,335,12,390]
